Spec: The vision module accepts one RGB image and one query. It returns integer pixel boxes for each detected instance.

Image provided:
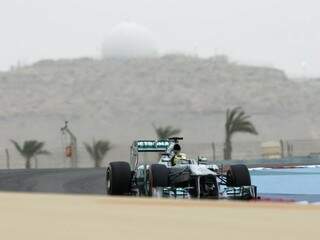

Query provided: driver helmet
[173,153,187,164]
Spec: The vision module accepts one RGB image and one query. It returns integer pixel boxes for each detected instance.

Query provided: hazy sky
[0,0,319,77]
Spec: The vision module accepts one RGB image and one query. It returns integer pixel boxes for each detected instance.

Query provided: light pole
[61,121,78,168]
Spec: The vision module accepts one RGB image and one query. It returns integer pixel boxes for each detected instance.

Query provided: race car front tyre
[148,164,169,196]
[226,164,251,187]
[106,161,131,195]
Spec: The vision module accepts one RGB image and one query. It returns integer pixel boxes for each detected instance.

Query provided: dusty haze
[1,0,320,76]
[0,55,319,151]
[1,0,320,166]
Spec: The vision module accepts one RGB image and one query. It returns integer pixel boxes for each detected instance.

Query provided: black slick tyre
[106,161,131,195]
[226,164,251,187]
[148,164,169,196]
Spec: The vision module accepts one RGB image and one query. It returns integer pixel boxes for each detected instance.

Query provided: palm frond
[84,142,95,159]
[96,140,112,157]
[11,140,24,156]
[84,140,112,167]
[224,107,258,160]
[225,107,242,133]
[230,119,258,135]
[11,140,50,168]
[153,124,181,139]
[226,107,258,137]
[232,121,258,135]
[22,140,48,158]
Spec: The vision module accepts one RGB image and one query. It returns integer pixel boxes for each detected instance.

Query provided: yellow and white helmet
[173,153,187,164]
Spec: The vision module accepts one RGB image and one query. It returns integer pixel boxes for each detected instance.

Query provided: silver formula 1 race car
[106,137,257,200]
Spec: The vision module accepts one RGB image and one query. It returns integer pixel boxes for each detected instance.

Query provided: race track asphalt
[1,168,320,203]
[0,168,106,194]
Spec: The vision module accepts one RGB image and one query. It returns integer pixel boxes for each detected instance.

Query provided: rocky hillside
[0,55,319,147]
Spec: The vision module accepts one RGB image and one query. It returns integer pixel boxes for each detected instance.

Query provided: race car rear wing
[134,140,171,152]
[130,140,172,169]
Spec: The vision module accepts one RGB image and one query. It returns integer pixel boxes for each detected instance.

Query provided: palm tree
[84,140,112,168]
[152,124,181,139]
[224,107,258,160]
[11,140,50,169]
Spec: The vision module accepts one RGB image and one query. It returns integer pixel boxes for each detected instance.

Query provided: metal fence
[1,139,320,169]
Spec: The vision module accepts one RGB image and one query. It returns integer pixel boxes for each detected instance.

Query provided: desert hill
[0,55,319,150]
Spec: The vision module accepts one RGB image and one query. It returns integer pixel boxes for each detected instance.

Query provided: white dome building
[102,22,158,58]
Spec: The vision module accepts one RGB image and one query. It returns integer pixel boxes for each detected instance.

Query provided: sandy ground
[0,192,319,240]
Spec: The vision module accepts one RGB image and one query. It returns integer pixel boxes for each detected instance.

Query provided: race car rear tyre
[106,161,131,195]
[148,164,169,196]
[226,164,251,187]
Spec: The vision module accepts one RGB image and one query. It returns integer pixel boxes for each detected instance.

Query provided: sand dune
[0,192,319,240]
